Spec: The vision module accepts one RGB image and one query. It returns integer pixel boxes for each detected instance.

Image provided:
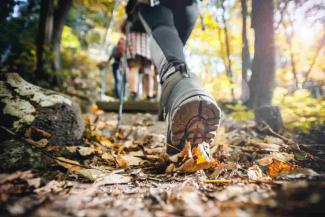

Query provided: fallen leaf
[210,162,239,178]
[254,142,280,152]
[165,164,175,173]
[102,152,115,162]
[213,184,260,202]
[100,138,112,147]
[76,168,104,181]
[115,155,128,168]
[122,155,143,166]
[179,141,192,160]
[264,136,284,145]
[26,178,41,188]
[94,173,132,186]
[34,180,64,196]
[247,165,263,180]
[25,138,48,148]
[66,146,78,153]
[257,152,294,166]
[267,160,297,178]
[55,157,104,181]
[193,142,212,163]
[78,146,95,156]
[176,143,219,173]
[282,168,319,179]
[90,104,100,113]
[25,127,51,140]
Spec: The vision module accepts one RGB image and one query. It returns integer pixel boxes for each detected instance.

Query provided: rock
[0,73,84,145]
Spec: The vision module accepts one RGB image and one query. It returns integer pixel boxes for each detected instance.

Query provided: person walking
[122,2,155,100]
[126,0,221,154]
[108,37,126,98]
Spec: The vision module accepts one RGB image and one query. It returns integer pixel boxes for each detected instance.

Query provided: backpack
[113,39,125,58]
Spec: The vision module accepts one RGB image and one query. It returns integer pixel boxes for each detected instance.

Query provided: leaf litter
[1,112,324,217]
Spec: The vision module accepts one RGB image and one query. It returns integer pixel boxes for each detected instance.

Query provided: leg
[112,62,120,98]
[167,0,199,44]
[142,61,154,99]
[127,60,140,100]
[139,2,221,154]
[138,4,185,80]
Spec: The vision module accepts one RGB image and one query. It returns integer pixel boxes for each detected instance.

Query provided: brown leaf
[115,155,128,168]
[25,127,51,140]
[179,141,192,160]
[25,138,48,148]
[122,155,143,166]
[257,152,294,166]
[95,173,132,186]
[55,157,104,181]
[210,162,239,178]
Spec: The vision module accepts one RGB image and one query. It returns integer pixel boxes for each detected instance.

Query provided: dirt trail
[1,112,324,217]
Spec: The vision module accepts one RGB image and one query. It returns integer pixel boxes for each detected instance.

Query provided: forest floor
[1,111,325,217]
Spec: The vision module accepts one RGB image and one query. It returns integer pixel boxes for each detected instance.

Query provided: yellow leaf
[100,138,112,147]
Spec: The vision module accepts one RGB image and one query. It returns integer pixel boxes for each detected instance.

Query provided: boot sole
[167,95,221,154]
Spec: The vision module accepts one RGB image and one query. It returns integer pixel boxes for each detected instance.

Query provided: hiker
[126,0,221,154]
[108,37,126,98]
[121,8,155,101]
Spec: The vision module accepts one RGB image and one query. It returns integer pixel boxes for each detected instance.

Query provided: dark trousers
[112,62,123,98]
[138,0,198,81]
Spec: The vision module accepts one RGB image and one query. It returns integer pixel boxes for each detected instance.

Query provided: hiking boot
[160,65,221,155]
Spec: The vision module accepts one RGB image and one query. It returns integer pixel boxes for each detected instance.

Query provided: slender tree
[36,0,72,82]
[240,0,251,101]
[303,32,325,84]
[218,0,234,100]
[282,12,298,89]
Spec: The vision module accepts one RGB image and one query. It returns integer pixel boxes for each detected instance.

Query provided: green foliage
[85,29,102,45]
[226,104,254,122]
[62,26,81,50]
[0,0,39,75]
[273,87,325,132]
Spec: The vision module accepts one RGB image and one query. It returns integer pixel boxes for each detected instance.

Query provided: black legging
[138,0,198,81]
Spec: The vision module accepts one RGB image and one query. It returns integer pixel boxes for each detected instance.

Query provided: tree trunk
[36,0,72,81]
[248,0,275,108]
[249,0,284,131]
[36,0,54,78]
[240,0,251,102]
[52,0,72,72]
[0,73,85,146]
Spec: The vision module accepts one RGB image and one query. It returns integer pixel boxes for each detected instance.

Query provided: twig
[202,179,232,183]
[0,126,97,170]
[260,122,323,162]
[261,121,298,146]
[202,179,276,185]
[166,143,181,152]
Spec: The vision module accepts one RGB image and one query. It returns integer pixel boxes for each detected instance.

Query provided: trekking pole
[117,21,131,129]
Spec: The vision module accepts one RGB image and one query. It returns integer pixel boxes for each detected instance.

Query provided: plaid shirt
[126,32,151,61]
